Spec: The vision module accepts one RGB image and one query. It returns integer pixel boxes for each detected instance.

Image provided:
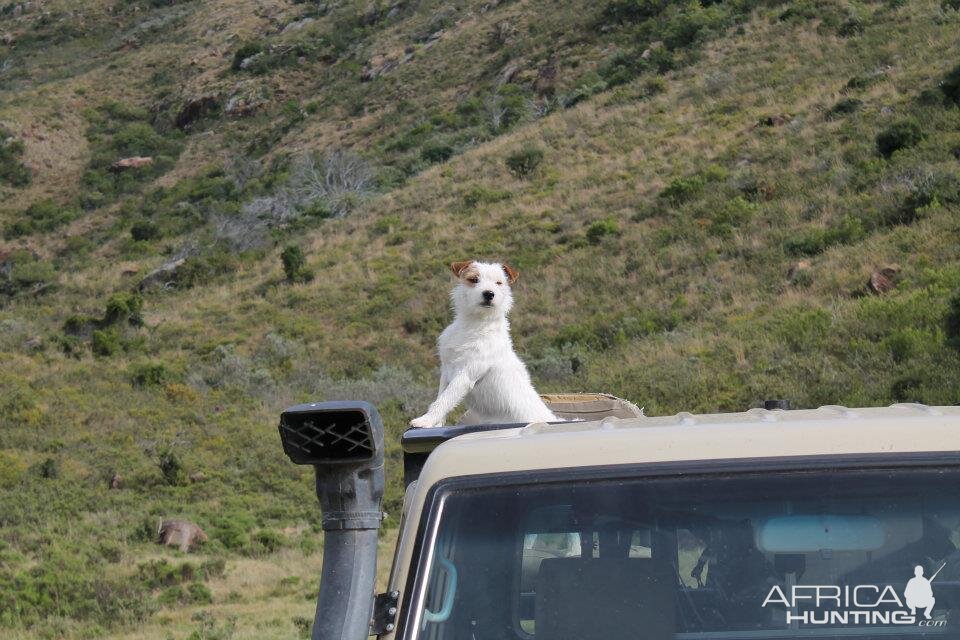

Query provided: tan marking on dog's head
[450,261,474,278]
[500,263,519,284]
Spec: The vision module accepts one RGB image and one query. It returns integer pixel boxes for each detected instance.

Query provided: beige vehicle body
[386,403,960,639]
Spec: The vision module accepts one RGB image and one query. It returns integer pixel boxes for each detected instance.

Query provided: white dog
[409,260,559,428]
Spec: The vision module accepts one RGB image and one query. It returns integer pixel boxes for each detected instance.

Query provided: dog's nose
[482,290,495,302]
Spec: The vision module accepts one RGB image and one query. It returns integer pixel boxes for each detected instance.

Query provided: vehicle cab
[279,401,960,640]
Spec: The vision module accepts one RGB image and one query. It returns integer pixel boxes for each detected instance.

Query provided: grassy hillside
[2,0,960,637]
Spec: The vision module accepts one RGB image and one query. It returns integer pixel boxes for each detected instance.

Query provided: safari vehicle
[277,397,960,640]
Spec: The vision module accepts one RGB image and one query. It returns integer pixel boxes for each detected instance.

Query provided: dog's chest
[438,322,509,366]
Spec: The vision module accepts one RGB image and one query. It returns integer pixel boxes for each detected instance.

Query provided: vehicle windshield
[408,464,960,640]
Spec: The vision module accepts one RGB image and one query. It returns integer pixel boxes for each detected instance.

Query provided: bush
[826,97,862,119]
[131,362,173,388]
[462,184,511,208]
[586,218,621,244]
[130,220,161,241]
[710,196,757,236]
[104,292,144,326]
[785,215,865,256]
[1,251,57,297]
[158,448,185,486]
[4,199,78,239]
[602,0,668,24]
[421,141,454,163]
[947,293,960,350]
[876,119,923,158]
[661,175,706,204]
[231,42,263,71]
[942,63,960,107]
[505,145,544,179]
[281,245,313,283]
[91,328,121,356]
[0,126,31,187]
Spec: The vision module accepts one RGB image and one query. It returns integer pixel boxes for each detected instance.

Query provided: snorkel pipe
[278,401,385,640]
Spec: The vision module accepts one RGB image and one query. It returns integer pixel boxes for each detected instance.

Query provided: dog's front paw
[410,414,441,429]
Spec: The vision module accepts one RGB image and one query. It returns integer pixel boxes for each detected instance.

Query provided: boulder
[158,519,208,552]
[109,473,123,490]
[110,156,153,172]
[868,265,900,295]
[138,256,186,291]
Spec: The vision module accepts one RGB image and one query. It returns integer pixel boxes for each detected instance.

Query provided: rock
[498,62,520,86]
[22,336,42,350]
[1,33,14,46]
[868,265,900,295]
[158,519,208,552]
[189,471,207,483]
[361,56,398,81]
[175,94,220,129]
[109,473,123,490]
[138,257,186,291]
[225,93,265,118]
[110,156,153,172]
[281,17,315,34]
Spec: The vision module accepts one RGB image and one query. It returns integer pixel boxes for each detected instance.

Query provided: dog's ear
[500,263,519,284]
[450,261,474,278]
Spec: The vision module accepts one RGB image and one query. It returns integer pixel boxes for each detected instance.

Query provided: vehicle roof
[413,403,960,486]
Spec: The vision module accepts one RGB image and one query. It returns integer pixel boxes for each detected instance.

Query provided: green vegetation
[505,145,545,179]
[0,126,31,187]
[1,0,959,637]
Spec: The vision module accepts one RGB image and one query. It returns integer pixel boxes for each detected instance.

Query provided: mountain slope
[1,0,960,637]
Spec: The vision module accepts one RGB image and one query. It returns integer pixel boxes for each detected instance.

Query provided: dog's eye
[496,281,503,286]
[467,276,479,284]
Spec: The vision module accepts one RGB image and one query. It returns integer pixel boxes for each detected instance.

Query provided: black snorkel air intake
[279,401,386,640]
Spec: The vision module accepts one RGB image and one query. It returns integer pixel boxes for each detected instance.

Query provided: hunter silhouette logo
[904,563,945,620]
[761,562,947,628]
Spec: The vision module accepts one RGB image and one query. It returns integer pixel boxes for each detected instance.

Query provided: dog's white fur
[410,260,558,428]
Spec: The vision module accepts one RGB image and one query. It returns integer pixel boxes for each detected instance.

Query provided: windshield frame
[394,450,960,640]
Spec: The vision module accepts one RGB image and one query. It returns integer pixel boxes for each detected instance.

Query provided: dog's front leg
[410,368,479,428]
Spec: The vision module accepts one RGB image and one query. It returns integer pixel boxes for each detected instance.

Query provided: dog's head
[449,260,519,317]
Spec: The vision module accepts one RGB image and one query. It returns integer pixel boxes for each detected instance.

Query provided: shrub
[158,448,185,486]
[785,215,865,256]
[895,171,960,224]
[602,0,668,24]
[944,0,960,10]
[505,145,544,179]
[231,42,263,71]
[876,119,923,158]
[281,245,313,283]
[1,251,57,297]
[947,293,960,350]
[462,184,511,208]
[661,175,706,204]
[710,196,757,236]
[130,220,161,241]
[0,126,31,187]
[104,292,144,326]
[826,97,862,119]
[586,218,621,244]
[187,583,213,605]
[421,141,454,163]
[942,63,960,106]
[4,199,78,238]
[131,362,173,388]
[91,328,121,356]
